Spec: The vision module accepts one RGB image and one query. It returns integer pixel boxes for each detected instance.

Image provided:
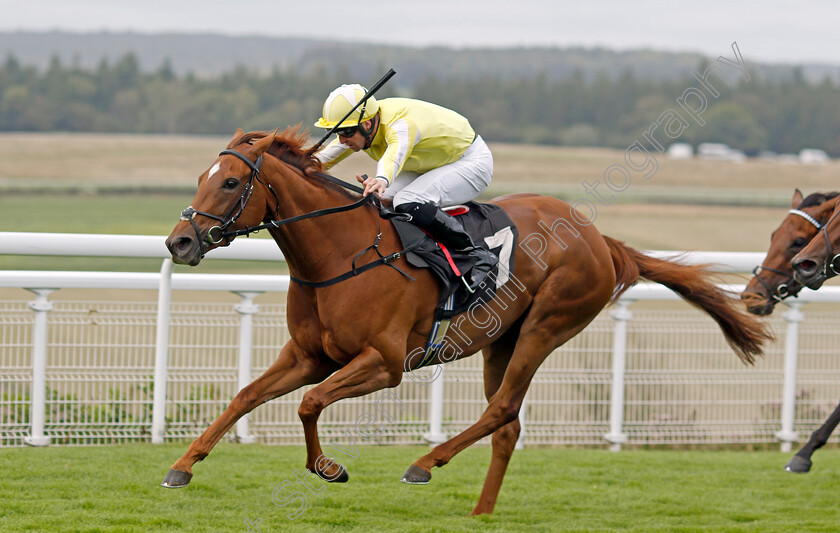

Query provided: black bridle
[751,208,825,303]
[817,207,840,277]
[751,264,798,302]
[179,149,274,246]
[178,147,416,287]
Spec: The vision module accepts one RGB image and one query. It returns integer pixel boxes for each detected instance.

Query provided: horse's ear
[227,128,245,149]
[251,129,278,157]
[792,189,804,208]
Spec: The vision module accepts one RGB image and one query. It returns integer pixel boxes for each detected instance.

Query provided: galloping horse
[741,189,840,473]
[741,190,840,316]
[162,128,770,515]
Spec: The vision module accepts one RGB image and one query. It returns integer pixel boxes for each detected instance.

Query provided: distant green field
[1,444,840,532]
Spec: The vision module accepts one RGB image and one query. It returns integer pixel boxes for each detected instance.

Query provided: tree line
[2,53,839,156]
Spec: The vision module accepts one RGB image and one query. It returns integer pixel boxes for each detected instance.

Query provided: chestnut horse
[741,189,840,316]
[741,189,840,473]
[162,128,770,515]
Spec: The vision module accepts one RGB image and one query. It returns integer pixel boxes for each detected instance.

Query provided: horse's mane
[235,126,324,178]
[798,191,840,209]
[235,127,359,200]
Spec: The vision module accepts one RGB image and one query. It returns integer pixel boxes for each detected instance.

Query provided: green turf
[1,444,839,532]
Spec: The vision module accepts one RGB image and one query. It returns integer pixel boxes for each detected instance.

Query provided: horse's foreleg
[162,340,332,487]
[786,400,840,473]
[297,346,402,483]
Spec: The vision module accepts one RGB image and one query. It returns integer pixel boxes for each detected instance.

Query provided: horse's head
[166,128,278,265]
[741,189,839,314]
[792,197,840,290]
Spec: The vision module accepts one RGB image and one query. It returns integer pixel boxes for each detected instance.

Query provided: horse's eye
[791,237,807,249]
[223,178,239,190]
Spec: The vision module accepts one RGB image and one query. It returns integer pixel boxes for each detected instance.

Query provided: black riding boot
[396,202,498,293]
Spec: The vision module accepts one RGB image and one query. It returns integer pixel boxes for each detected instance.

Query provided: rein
[179,147,416,288]
[224,193,373,239]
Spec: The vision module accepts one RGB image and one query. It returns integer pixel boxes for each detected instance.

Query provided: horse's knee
[298,392,325,423]
[384,368,403,389]
[486,398,522,429]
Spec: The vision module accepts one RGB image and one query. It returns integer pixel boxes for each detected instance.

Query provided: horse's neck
[264,163,378,281]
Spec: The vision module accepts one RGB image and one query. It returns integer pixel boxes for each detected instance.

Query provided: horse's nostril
[174,237,193,253]
[167,236,194,256]
[794,259,817,276]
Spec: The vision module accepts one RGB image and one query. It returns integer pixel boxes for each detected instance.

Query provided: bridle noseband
[752,209,824,302]
[752,264,796,302]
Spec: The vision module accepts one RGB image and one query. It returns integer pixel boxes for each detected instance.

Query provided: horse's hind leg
[470,331,521,516]
[162,339,333,488]
[403,269,612,495]
[786,400,840,473]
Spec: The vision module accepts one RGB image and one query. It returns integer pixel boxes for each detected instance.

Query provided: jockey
[314,83,497,292]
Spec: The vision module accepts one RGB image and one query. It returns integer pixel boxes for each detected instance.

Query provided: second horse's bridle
[752,208,824,302]
[817,207,840,277]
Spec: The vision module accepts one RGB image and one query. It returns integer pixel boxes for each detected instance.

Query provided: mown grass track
[2,444,840,532]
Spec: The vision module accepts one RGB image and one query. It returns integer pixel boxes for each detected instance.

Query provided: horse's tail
[603,235,772,365]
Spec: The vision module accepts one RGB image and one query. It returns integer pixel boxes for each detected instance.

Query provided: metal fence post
[424,365,447,444]
[605,299,632,451]
[151,258,174,444]
[515,395,528,450]
[233,291,261,444]
[23,288,55,447]
[777,302,803,452]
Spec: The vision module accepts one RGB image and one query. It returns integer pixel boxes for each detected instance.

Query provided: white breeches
[385,136,493,208]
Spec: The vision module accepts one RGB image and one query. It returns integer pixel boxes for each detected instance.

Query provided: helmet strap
[359,114,378,150]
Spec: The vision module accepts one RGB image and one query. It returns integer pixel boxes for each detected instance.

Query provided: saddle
[383,202,519,367]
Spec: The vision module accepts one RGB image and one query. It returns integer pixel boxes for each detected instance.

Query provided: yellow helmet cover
[314,84,380,129]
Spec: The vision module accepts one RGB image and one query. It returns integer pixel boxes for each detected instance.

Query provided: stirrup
[461,275,476,294]
[461,248,497,295]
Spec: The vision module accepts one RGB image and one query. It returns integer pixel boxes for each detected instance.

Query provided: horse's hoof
[161,469,193,488]
[400,465,431,485]
[784,455,812,474]
[316,464,349,483]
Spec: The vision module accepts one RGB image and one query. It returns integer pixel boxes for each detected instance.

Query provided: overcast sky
[3,0,839,65]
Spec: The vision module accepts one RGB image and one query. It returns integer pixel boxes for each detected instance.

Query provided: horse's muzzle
[165,234,203,266]
[739,289,775,316]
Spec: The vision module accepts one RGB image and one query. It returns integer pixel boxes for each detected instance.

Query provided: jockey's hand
[357,174,387,198]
